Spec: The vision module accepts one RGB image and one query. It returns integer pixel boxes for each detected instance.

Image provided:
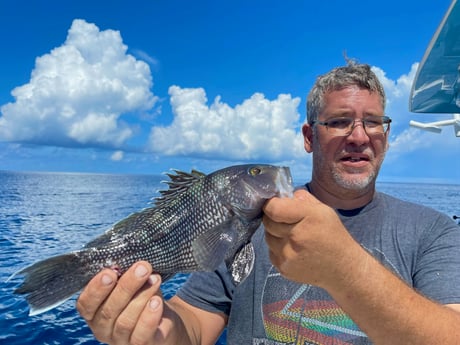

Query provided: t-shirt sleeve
[176,262,235,316]
[413,212,460,304]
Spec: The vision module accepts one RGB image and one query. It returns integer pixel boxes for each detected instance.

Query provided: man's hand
[263,189,360,288]
[77,261,227,345]
[76,261,172,345]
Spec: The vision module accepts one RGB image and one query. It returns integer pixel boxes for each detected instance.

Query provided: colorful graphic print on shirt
[261,266,368,345]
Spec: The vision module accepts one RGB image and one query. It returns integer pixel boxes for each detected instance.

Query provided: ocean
[0,170,458,345]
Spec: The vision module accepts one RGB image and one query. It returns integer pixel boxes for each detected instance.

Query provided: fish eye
[249,167,262,176]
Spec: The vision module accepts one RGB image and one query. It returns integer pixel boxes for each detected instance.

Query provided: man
[77,62,460,344]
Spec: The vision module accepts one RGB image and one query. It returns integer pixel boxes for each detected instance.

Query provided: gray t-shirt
[177,192,460,344]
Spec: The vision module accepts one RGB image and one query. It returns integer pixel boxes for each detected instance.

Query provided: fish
[11,164,293,316]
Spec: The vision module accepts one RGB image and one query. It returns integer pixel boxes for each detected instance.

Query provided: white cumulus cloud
[0,19,157,148]
[2,18,457,173]
[148,85,304,160]
[110,150,124,161]
[372,63,418,119]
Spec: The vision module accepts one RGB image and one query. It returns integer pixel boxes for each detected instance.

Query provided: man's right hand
[77,261,228,345]
[76,261,171,345]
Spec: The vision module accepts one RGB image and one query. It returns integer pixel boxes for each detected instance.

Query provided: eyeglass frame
[311,115,392,136]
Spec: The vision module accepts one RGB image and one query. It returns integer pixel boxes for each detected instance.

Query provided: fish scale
[11,164,293,316]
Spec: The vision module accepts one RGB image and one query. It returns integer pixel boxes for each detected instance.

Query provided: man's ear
[302,123,314,153]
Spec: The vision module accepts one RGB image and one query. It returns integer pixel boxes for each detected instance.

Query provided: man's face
[303,86,389,197]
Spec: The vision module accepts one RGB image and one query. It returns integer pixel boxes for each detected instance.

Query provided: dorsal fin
[154,169,206,207]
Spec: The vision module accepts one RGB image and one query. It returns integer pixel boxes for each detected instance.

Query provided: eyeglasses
[312,115,392,136]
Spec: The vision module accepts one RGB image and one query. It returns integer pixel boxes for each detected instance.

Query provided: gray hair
[306,61,386,124]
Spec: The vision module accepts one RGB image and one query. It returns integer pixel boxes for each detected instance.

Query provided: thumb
[263,190,312,224]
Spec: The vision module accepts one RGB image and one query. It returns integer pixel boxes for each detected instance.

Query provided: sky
[0,0,459,184]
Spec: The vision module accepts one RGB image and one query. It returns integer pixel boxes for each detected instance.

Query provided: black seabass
[11,164,293,316]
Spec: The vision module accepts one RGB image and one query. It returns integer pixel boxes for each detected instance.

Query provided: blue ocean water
[0,170,458,344]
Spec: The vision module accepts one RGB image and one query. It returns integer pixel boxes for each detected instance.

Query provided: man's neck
[307,180,375,210]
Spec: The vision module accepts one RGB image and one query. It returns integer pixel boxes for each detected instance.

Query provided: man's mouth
[340,154,370,163]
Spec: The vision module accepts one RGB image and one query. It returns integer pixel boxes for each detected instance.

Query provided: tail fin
[12,252,93,316]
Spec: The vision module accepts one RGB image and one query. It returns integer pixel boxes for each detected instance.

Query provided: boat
[409,0,460,221]
[409,0,460,137]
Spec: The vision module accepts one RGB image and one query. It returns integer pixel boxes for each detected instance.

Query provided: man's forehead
[320,88,384,115]
[323,87,382,105]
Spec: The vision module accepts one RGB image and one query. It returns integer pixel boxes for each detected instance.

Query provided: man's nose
[347,120,370,143]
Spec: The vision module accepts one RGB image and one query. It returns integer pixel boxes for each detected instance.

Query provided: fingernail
[135,264,148,278]
[148,274,158,285]
[149,297,160,311]
[101,274,113,286]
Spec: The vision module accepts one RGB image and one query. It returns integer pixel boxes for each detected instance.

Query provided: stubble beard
[312,136,386,194]
[331,166,377,191]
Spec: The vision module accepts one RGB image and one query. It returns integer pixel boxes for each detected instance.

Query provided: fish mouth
[235,166,293,220]
[275,167,294,198]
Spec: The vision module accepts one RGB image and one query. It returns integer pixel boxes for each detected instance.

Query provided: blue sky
[0,0,459,183]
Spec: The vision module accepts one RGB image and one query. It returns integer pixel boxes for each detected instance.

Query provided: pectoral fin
[226,242,255,285]
[191,221,236,271]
